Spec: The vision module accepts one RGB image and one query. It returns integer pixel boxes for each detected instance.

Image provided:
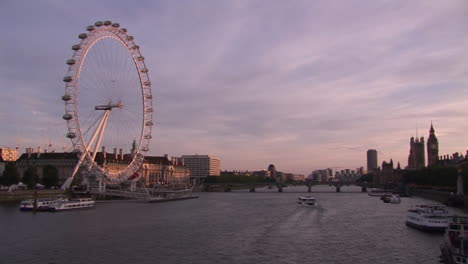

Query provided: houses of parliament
[407,122,439,169]
[372,123,442,186]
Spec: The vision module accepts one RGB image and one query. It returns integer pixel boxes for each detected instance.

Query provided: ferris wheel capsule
[66,132,77,139]
[72,45,81,51]
[94,21,103,27]
[63,114,73,120]
[78,33,87,39]
[103,20,112,26]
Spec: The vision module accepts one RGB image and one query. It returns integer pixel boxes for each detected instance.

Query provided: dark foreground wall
[412,189,468,208]
[412,189,451,203]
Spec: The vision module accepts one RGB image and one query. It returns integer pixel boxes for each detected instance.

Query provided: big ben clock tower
[427,123,439,166]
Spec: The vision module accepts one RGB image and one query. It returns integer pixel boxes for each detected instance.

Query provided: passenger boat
[48,198,95,212]
[19,198,68,211]
[440,216,468,264]
[406,204,450,232]
[298,195,316,205]
[382,194,401,204]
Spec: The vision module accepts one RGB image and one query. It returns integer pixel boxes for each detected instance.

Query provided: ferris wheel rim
[62,21,153,183]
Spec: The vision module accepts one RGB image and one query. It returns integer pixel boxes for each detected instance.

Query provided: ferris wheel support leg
[91,110,110,162]
[98,176,106,193]
[61,111,111,190]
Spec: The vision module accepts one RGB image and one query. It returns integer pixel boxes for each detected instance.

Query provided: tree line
[0,163,59,189]
[358,164,468,193]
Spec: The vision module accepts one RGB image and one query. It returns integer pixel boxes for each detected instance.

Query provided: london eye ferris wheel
[61,20,153,189]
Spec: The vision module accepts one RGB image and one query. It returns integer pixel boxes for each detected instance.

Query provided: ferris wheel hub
[94,101,123,110]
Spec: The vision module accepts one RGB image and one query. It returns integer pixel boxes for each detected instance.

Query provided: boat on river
[19,198,68,211]
[406,204,449,232]
[298,195,316,206]
[48,198,95,212]
[382,194,401,204]
[440,216,468,264]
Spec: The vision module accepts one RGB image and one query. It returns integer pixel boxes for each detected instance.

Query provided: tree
[22,167,39,189]
[402,166,457,189]
[0,162,20,185]
[42,165,59,188]
[357,173,373,183]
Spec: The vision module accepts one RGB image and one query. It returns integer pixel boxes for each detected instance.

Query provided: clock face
[431,144,437,150]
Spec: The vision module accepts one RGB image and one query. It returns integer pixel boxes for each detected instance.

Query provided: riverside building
[15,146,190,187]
[181,155,220,183]
[16,151,81,185]
[0,147,19,161]
[93,147,190,186]
[367,149,378,172]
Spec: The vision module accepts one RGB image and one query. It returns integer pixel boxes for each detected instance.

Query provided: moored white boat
[440,216,468,264]
[19,198,68,211]
[49,198,95,212]
[298,195,316,205]
[382,194,401,204]
[406,204,449,232]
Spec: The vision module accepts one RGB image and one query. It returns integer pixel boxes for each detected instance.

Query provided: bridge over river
[201,183,368,193]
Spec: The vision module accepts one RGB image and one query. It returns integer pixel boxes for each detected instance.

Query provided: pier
[88,186,197,203]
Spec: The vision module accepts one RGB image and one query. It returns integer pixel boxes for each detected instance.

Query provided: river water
[0,185,465,264]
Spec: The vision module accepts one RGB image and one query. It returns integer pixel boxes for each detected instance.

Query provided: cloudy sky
[1,0,467,174]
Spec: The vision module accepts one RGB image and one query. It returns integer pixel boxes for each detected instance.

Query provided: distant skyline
[1,0,468,174]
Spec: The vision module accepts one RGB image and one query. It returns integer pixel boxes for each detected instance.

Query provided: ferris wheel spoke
[81,112,105,139]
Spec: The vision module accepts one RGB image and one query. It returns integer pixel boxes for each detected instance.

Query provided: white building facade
[181,155,220,183]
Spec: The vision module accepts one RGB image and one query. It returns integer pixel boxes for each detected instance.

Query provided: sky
[1,0,468,175]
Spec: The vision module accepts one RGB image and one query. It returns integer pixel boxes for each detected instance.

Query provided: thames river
[0,185,465,264]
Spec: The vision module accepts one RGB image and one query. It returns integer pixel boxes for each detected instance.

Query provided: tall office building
[181,155,221,183]
[367,149,378,172]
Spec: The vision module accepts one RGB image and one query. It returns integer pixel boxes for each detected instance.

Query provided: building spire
[131,139,137,157]
[430,121,435,134]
